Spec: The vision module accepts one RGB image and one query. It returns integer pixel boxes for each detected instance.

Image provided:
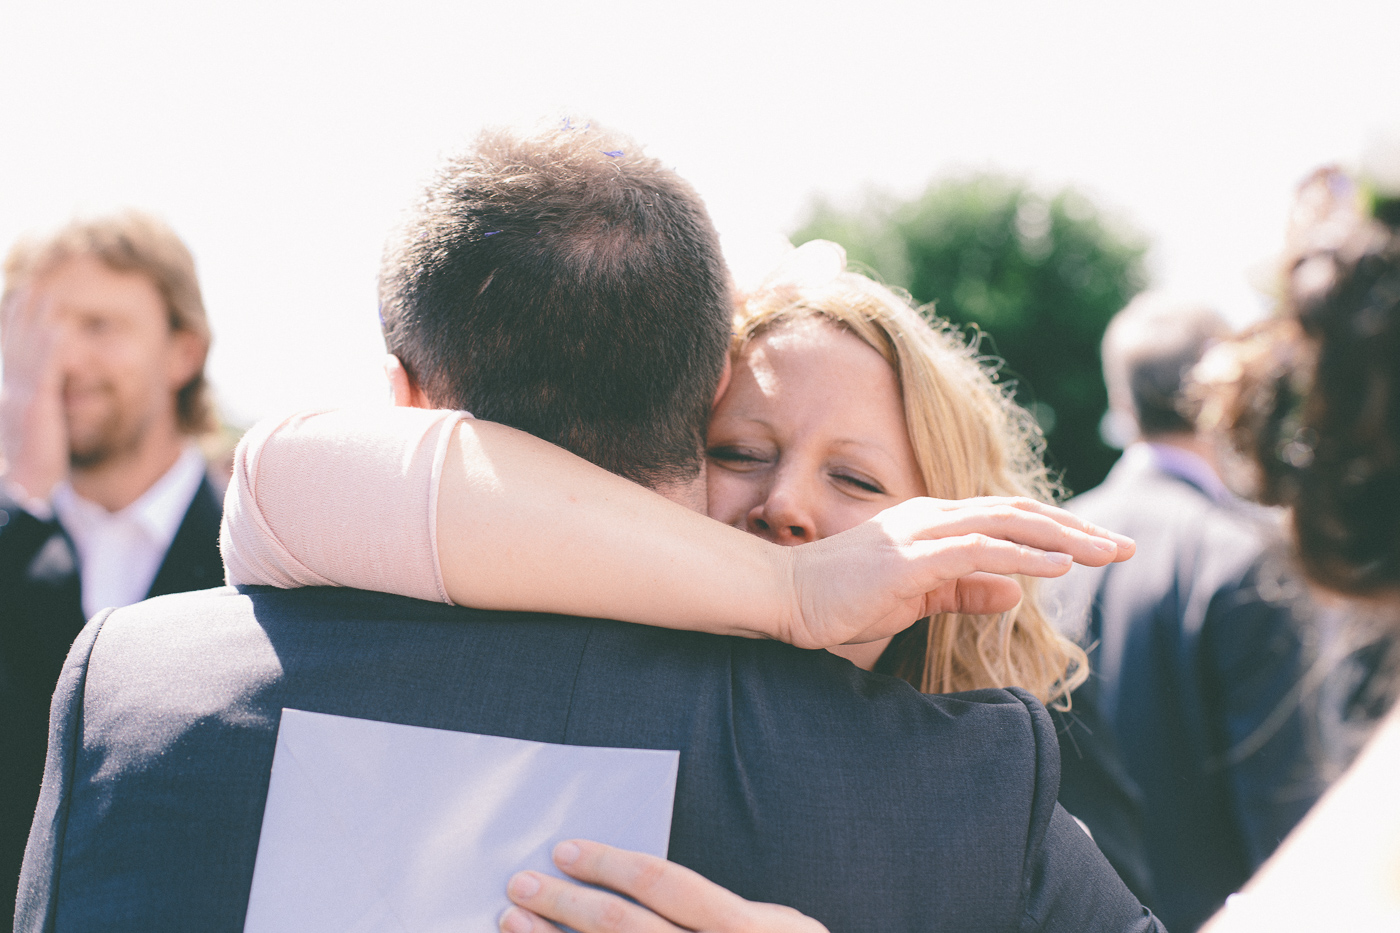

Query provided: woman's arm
[223,407,1134,649]
[222,407,798,636]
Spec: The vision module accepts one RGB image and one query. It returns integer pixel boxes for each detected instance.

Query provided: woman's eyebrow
[710,413,776,433]
[827,437,907,468]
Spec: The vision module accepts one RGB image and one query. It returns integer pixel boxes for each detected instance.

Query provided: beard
[65,388,151,470]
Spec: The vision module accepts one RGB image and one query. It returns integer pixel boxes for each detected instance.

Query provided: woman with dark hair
[1198,165,1400,930]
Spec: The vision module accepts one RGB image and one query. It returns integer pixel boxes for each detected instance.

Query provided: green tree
[794,175,1149,495]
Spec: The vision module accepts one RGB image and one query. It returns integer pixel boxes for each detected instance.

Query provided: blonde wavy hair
[734,242,1088,706]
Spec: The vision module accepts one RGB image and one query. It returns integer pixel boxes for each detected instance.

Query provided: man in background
[1047,293,1323,932]
[0,211,224,921]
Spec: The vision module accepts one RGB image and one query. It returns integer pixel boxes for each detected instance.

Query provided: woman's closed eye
[707,446,773,469]
[830,469,887,496]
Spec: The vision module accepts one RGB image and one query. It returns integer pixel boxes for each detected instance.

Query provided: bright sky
[3,0,1398,427]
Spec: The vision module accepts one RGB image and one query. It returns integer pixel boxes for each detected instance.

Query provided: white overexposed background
[3,0,1398,427]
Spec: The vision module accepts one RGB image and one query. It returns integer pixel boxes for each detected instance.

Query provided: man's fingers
[551,839,741,931]
[2,287,49,336]
[504,867,682,933]
[499,905,564,933]
[505,841,830,933]
[2,291,61,382]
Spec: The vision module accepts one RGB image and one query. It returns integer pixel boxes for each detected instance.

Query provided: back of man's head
[379,121,733,489]
[1101,292,1229,440]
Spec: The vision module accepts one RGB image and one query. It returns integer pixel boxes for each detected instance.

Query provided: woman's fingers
[903,533,1077,587]
[957,497,1136,559]
[786,495,1135,648]
[904,495,1133,549]
[885,497,1134,566]
[922,571,1026,617]
[502,841,829,933]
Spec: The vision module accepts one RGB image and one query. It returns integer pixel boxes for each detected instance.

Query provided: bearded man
[0,211,224,923]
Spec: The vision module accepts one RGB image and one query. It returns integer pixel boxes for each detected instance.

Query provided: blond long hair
[735,242,1088,706]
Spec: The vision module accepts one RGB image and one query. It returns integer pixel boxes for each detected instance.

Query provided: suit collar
[147,475,225,599]
[52,444,209,552]
[1107,443,1232,503]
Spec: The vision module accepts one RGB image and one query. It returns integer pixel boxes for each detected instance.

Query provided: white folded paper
[244,708,680,933]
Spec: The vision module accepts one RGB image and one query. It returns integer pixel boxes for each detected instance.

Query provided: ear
[713,354,733,409]
[385,354,432,408]
[166,330,207,389]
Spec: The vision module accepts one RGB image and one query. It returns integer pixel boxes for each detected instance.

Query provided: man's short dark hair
[1102,293,1228,437]
[379,122,732,489]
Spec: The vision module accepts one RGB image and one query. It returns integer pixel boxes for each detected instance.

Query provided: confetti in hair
[483,230,501,237]
[603,150,624,158]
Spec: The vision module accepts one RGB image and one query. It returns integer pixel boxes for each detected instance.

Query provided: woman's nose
[746,483,817,545]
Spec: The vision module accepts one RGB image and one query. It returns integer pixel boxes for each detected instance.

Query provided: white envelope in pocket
[243,708,679,933]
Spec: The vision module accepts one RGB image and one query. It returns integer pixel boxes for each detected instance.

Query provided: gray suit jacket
[1046,451,1321,932]
[18,586,1160,933]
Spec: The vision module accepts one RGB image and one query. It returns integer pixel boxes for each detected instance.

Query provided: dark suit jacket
[1044,451,1321,933]
[18,586,1160,933]
[0,478,223,925]
[1050,671,1155,908]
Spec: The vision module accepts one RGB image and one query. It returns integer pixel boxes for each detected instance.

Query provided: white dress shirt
[51,444,209,619]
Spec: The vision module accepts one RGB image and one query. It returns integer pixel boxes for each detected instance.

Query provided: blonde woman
[706,246,1083,701]
[228,242,1090,706]
[224,241,1132,933]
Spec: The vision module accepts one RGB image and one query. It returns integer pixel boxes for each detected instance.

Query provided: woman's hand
[500,840,828,933]
[781,496,1135,649]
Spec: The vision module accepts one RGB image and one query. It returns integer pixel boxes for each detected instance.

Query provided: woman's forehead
[741,316,883,372]
[726,319,907,428]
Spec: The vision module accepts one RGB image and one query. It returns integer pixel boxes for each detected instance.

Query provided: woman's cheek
[705,468,758,527]
[827,499,890,537]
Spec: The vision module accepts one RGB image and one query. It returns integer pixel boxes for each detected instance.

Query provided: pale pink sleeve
[220,407,471,604]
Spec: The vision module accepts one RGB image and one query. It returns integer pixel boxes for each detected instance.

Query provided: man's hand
[781,496,1135,649]
[0,286,68,500]
[500,840,828,933]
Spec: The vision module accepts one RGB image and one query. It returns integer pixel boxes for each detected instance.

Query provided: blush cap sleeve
[220,407,471,604]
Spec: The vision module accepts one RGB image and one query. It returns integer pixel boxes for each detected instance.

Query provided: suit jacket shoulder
[14,604,112,933]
